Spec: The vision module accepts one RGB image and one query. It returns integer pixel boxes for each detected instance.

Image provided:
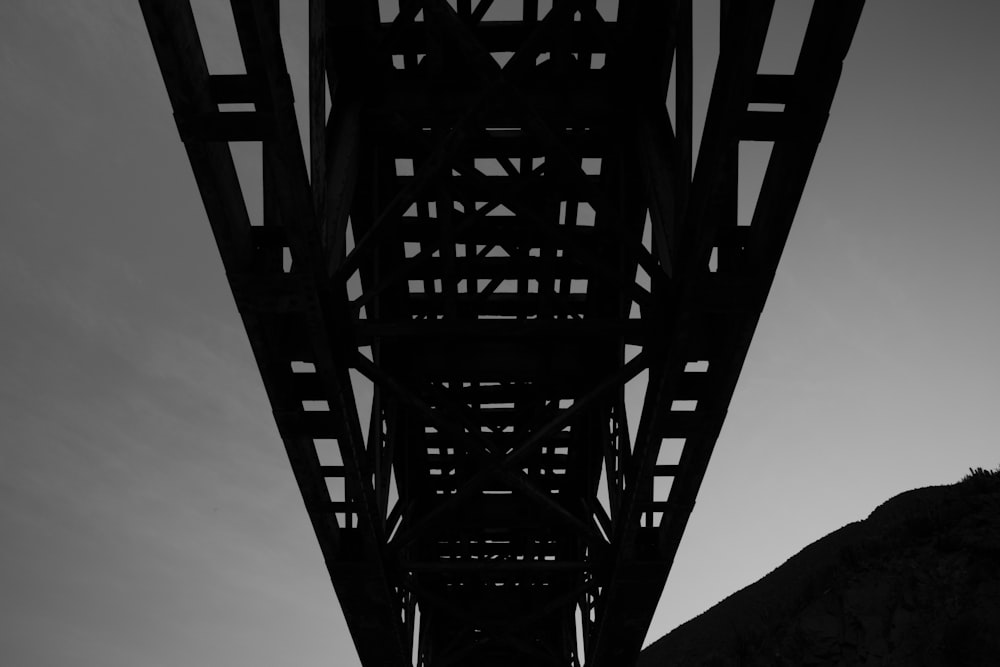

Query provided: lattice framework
[140,1,863,665]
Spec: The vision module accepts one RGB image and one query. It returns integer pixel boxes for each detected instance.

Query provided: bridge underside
[140,1,862,665]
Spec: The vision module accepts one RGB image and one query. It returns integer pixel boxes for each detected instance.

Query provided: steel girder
[139,1,863,665]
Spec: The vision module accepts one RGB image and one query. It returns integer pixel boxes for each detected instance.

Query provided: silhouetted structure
[139,2,863,665]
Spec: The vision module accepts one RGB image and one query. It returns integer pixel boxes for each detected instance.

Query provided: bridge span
[140,2,863,665]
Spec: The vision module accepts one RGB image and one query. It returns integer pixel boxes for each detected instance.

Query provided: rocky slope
[639,469,1000,667]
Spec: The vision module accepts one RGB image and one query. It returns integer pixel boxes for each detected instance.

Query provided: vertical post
[309,0,327,216]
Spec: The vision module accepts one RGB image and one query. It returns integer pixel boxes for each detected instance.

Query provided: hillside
[639,468,1000,667]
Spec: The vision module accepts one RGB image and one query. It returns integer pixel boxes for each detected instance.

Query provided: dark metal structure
[139,1,863,665]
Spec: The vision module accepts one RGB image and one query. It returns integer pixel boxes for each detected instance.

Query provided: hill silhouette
[640,467,1000,667]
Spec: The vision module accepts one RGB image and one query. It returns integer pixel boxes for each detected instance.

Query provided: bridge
[139,2,863,665]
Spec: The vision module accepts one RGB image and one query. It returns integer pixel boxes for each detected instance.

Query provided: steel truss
[140,1,863,665]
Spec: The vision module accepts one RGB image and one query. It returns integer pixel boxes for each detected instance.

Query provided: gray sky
[2,1,999,666]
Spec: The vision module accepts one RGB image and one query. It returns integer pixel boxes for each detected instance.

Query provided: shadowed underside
[138,1,863,665]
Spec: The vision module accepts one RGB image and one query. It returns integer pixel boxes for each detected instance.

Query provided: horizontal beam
[372,19,614,55]
[356,317,644,341]
[404,560,588,573]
